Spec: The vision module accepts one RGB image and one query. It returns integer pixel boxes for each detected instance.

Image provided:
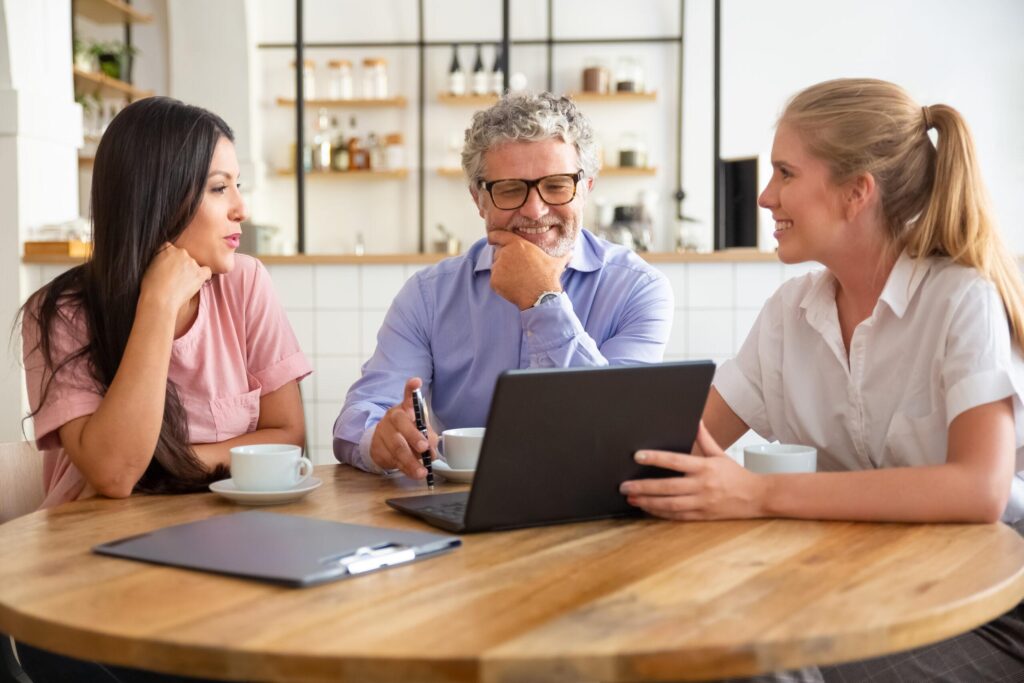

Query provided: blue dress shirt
[333,229,674,471]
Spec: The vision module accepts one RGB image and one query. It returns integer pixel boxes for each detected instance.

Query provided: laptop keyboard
[419,500,467,522]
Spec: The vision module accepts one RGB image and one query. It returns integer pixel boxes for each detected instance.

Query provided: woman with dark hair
[15,96,311,681]
[21,95,310,507]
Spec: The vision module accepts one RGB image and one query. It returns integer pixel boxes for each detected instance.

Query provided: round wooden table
[1,464,1022,682]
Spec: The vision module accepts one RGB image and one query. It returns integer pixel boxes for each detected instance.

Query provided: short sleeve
[22,302,104,451]
[942,279,1024,446]
[244,261,312,394]
[713,299,776,440]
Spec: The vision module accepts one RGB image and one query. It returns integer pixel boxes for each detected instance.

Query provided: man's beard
[490,216,579,257]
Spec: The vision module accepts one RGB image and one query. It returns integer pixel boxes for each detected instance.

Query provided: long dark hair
[21,96,234,493]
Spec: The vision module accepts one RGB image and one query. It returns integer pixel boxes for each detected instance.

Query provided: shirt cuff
[357,423,397,475]
[519,293,584,351]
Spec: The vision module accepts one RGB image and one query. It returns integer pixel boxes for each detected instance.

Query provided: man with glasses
[333,92,673,478]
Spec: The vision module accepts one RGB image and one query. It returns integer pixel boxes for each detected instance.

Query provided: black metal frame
[270,0,691,254]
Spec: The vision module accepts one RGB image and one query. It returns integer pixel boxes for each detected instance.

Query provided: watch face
[537,292,559,306]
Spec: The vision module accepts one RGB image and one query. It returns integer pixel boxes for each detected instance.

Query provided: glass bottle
[384,133,405,171]
[347,116,370,170]
[311,108,331,172]
[330,116,349,171]
[471,43,488,96]
[327,59,353,100]
[490,44,504,95]
[291,59,316,100]
[448,44,465,96]
[362,57,389,99]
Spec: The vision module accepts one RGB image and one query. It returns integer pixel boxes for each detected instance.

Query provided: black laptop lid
[460,361,714,531]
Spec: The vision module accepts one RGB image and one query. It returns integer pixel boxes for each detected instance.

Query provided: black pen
[411,388,435,490]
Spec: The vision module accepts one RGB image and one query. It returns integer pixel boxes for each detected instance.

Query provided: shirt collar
[473,229,602,274]
[876,250,931,318]
[798,250,931,320]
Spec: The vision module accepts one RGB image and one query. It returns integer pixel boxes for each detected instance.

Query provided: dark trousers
[15,642,222,683]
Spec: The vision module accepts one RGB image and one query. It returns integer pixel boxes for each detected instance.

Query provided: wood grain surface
[1,464,1022,682]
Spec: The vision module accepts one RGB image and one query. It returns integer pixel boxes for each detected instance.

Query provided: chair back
[0,442,44,524]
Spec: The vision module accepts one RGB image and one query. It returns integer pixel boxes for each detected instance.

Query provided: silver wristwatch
[531,290,562,308]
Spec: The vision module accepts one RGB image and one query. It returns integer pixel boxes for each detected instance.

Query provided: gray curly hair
[461,92,600,184]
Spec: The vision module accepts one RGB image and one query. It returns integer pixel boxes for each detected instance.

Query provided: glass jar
[614,56,644,93]
[362,57,389,99]
[291,59,316,100]
[617,132,647,168]
[327,59,354,100]
[384,133,406,171]
[582,58,610,94]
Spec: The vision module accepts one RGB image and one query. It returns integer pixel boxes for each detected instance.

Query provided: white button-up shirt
[716,251,1024,522]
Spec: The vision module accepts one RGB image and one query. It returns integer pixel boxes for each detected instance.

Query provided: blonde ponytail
[782,79,1024,348]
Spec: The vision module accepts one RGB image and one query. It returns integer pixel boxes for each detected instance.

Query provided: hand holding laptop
[369,377,439,479]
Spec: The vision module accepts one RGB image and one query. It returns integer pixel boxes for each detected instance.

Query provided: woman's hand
[140,243,212,313]
[620,422,769,521]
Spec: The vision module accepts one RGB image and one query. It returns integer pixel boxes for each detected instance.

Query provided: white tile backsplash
[315,311,360,356]
[734,263,783,309]
[687,263,735,308]
[658,264,687,309]
[687,309,734,357]
[314,356,364,404]
[361,265,407,310]
[314,266,360,310]
[314,402,342,449]
[285,309,314,359]
[265,265,314,310]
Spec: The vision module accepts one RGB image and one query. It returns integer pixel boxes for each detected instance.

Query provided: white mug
[438,427,485,470]
[743,444,817,474]
[230,444,312,492]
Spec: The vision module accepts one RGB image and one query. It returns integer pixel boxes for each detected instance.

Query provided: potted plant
[91,41,138,82]
[73,38,96,72]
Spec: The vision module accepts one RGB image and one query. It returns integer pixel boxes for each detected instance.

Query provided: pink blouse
[22,254,312,508]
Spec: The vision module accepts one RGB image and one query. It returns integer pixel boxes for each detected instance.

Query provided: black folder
[93,510,460,587]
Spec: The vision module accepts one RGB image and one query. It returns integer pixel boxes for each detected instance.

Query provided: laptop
[386,360,715,533]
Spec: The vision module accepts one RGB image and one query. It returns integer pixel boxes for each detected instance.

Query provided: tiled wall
[21,259,823,464]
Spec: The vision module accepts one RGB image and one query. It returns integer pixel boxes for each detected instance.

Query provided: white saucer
[209,477,322,505]
[430,460,475,483]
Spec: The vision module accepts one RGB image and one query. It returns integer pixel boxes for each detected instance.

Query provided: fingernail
[635,452,648,462]
[619,483,632,494]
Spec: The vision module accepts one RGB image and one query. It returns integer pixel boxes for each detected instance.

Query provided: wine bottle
[448,44,465,96]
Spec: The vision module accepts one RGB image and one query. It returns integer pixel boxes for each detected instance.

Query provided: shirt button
[527,331,533,337]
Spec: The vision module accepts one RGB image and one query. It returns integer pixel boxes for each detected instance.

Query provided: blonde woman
[622,79,1024,680]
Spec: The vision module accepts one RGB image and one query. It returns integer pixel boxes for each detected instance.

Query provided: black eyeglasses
[478,170,585,210]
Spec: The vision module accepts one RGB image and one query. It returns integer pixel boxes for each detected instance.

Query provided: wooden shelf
[437,167,465,178]
[24,240,92,258]
[75,0,152,24]
[437,93,499,105]
[78,156,95,168]
[73,67,153,100]
[276,96,407,108]
[600,166,658,176]
[275,168,409,179]
[568,91,658,102]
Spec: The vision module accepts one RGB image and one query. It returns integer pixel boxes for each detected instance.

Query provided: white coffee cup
[230,444,313,491]
[439,427,485,470]
[743,444,817,474]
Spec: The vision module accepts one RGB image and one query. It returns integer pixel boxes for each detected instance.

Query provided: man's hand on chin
[488,229,568,310]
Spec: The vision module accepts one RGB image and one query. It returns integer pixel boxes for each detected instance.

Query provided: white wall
[0,0,81,441]
[719,0,1024,252]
